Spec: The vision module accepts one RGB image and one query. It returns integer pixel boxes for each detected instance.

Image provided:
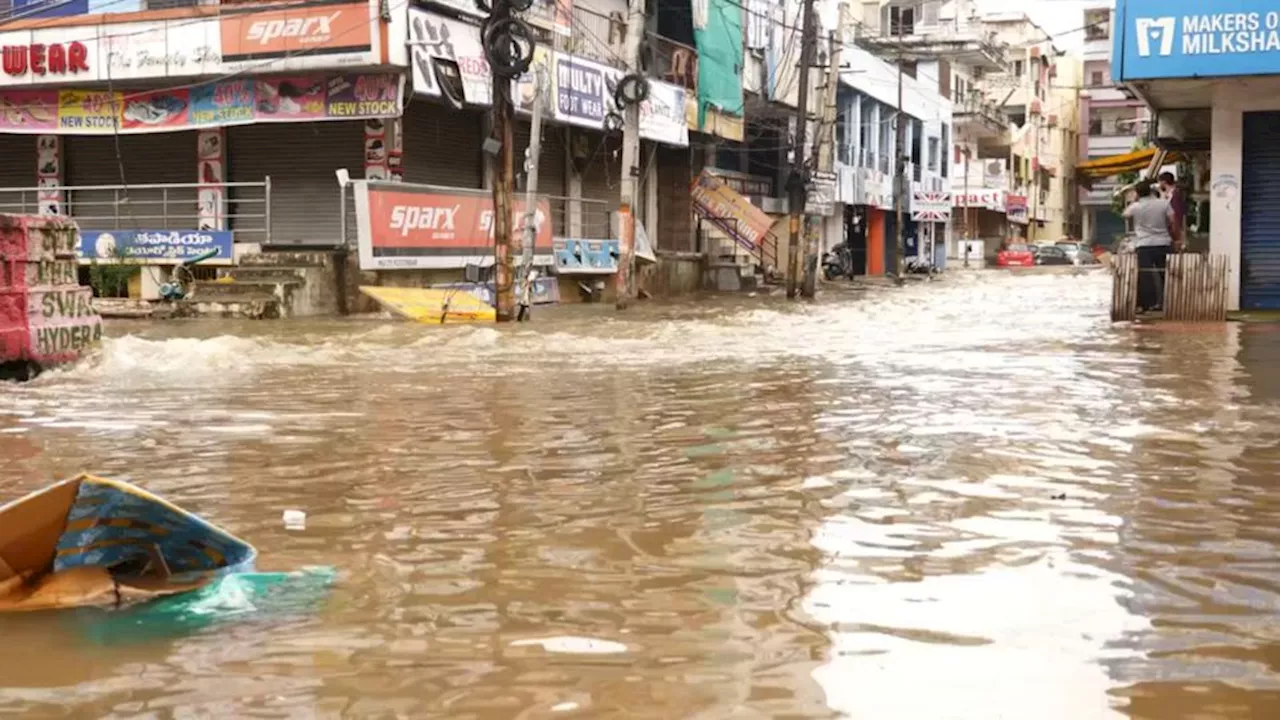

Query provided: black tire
[484,18,535,78]
[613,73,650,108]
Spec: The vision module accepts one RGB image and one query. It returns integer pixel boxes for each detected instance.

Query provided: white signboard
[954,189,1006,212]
[407,10,491,105]
[639,80,687,147]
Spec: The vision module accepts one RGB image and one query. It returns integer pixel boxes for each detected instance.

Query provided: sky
[979,0,1096,50]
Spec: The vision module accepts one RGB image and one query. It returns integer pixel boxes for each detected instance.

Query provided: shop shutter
[1242,111,1280,310]
[401,101,485,189]
[513,117,567,237]
[228,122,363,246]
[0,135,35,214]
[574,129,619,239]
[65,132,197,232]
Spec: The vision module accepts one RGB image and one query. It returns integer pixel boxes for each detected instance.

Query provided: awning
[1111,147,1183,199]
[1076,147,1175,181]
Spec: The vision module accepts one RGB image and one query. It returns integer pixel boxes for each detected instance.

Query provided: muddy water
[3,273,1280,718]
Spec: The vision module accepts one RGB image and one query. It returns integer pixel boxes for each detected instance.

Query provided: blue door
[1241,112,1280,309]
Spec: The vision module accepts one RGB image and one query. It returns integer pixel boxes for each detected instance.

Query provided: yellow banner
[58,90,121,132]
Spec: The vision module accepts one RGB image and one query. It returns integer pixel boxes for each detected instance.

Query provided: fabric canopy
[1077,147,1183,181]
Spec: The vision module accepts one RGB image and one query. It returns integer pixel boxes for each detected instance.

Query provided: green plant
[87,245,137,298]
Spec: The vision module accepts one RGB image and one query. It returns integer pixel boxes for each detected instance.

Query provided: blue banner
[78,230,234,265]
[12,0,90,19]
[1116,0,1280,80]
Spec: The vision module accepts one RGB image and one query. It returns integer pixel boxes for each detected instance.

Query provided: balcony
[952,93,1008,140]
[558,6,626,66]
[856,14,1009,71]
[648,34,697,95]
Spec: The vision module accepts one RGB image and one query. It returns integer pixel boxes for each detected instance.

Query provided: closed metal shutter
[1242,111,1280,309]
[402,101,484,189]
[573,129,619,239]
[514,118,566,238]
[228,122,363,246]
[0,135,35,214]
[66,133,196,231]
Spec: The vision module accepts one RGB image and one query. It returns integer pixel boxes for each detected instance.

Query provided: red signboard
[1,42,89,78]
[355,182,553,270]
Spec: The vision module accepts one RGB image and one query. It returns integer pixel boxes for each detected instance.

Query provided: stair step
[192,280,285,299]
[238,250,332,268]
[222,267,308,284]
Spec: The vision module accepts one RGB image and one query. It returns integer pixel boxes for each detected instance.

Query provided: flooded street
[6,271,1280,718]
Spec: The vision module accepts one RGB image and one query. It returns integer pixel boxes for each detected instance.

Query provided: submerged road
[3,272,1280,718]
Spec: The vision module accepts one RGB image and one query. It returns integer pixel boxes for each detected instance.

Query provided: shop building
[1113,0,1273,310]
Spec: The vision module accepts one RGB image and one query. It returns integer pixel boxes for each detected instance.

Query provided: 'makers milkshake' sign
[1117,0,1280,79]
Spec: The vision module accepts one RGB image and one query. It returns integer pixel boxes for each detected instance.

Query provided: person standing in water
[1158,171,1186,251]
[1123,181,1174,313]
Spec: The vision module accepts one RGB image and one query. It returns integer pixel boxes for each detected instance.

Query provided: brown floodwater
[3,272,1280,718]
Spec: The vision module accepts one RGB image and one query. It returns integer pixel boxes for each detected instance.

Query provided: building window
[1014,60,1024,77]
[927,137,939,172]
[1090,70,1104,86]
[889,5,915,36]
[941,124,949,178]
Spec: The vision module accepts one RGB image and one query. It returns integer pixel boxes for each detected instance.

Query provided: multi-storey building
[852,0,1003,266]
[979,11,1078,246]
[1078,2,1148,247]
[829,2,958,274]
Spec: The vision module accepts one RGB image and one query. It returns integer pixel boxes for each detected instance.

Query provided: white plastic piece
[282,509,306,531]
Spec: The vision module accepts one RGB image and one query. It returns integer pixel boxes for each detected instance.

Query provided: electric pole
[489,0,517,322]
[517,65,546,322]
[786,0,817,299]
[801,29,842,298]
[893,25,905,283]
[615,0,646,310]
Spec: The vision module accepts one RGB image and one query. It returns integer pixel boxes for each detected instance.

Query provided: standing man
[1158,171,1186,251]
[1123,181,1174,313]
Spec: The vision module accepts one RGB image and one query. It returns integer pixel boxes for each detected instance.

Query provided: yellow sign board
[359,286,496,324]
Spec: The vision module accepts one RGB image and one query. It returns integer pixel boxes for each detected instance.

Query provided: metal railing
[0,179,271,242]
[649,34,698,93]
[548,195,613,240]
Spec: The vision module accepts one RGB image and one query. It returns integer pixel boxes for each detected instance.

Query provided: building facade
[1113,0,1268,311]
[1078,2,1148,247]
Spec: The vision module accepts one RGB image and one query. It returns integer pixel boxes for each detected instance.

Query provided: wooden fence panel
[1164,253,1229,322]
[1110,253,1138,322]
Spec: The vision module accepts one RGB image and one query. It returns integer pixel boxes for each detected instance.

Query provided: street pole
[801,30,842,299]
[786,0,817,299]
[1029,114,1041,244]
[517,66,545,322]
[893,26,905,283]
[490,0,516,322]
[963,148,970,267]
[615,0,645,310]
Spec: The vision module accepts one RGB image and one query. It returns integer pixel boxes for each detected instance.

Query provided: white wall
[1208,77,1280,311]
[841,46,953,125]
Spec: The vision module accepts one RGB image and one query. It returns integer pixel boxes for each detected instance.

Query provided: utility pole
[517,66,546,322]
[786,0,817,299]
[893,24,906,283]
[1029,113,1041,244]
[962,146,970,267]
[489,0,517,322]
[615,0,646,310]
[801,29,842,298]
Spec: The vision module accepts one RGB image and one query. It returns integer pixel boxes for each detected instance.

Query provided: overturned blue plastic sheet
[72,566,337,646]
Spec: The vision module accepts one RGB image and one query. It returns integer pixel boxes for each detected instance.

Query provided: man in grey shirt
[1123,182,1175,313]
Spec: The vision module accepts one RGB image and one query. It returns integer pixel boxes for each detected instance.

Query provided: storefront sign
[77,230,234,266]
[220,2,372,67]
[690,170,774,250]
[0,2,379,88]
[354,181,554,270]
[1,42,90,79]
[554,54,619,129]
[406,10,491,105]
[639,81,688,147]
[954,189,1006,212]
[1006,194,1029,224]
[807,171,837,216]
[0,73,402,134]
[1115,0,1280,80]
[911,191,952,222]
[553,238,619,274]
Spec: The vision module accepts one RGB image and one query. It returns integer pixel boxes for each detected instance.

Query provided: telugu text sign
[1117,0,1280,80]
[77,230,234,265]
